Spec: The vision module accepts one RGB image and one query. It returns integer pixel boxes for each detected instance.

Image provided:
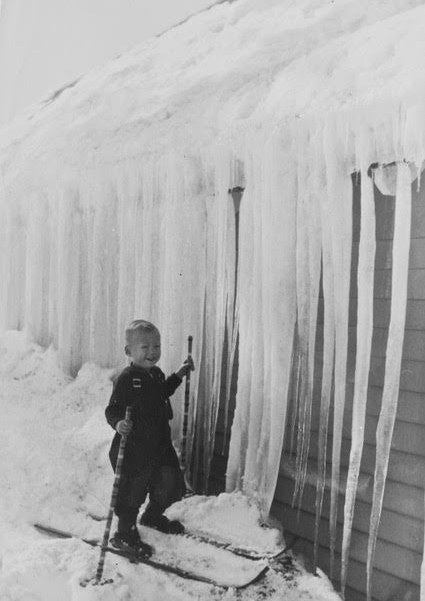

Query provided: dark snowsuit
[105,364,184,529]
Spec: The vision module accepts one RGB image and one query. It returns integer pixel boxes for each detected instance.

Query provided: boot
[140,512,184,535]
[110,525,153,557]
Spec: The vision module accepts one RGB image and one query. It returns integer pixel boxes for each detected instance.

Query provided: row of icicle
[0,150,238,496]
[286,160,412,600]
[0,134,415,599]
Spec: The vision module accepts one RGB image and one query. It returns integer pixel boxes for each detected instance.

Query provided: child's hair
[125,319,159,344]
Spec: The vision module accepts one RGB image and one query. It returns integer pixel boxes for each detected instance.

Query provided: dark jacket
[105,364,182,475]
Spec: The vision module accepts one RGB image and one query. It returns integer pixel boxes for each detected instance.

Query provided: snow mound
[167,492,282,552]
[0,331,113,528]
[0,331,340,600]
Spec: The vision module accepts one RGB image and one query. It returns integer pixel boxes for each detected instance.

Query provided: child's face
[126,330,161,370]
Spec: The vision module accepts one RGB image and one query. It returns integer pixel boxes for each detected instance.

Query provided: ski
[88,512,287,560]
[33,523,269,589]
[180,530,288,560]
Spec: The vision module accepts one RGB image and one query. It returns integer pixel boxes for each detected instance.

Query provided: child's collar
[130,362,156,377]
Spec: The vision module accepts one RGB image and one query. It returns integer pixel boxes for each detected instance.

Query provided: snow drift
[0,331,340,601]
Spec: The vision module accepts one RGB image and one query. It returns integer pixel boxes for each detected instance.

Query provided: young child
[105,319,194,555]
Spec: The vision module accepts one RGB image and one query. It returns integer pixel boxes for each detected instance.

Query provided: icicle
[221,184,240,455]
[227,134,297,514]
[324,117,353,580]
[134,158,162,322]
[46,189,59,350]
[114,162,140,345]
[88,182,119,369]
[199,190,229,491]
[224,158,254,491]
[293,127,322,511]
[227,149,262,497]
[289,336,301,458]
[221,297,238,455]
[56,188,92,374]
[313,160,335,571]
[185,148,236,492]
[24,192,51,347]
[329,189,352,580]
[0,182,27,331]
[366,162,412,601]
[340,171,376,595]
[293,141,312,508]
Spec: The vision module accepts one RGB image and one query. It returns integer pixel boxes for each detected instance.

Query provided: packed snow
[0,330,340,601]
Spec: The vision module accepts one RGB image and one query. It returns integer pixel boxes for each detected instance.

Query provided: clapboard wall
[272,172,425,601]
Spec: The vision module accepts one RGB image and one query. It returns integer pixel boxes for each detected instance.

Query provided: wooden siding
[274,173,425,601]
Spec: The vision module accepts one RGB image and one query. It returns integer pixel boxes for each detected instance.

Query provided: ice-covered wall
[1,1,425,599]
[0,150,239,494]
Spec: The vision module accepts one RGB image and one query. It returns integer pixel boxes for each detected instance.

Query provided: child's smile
[126,331,161,370]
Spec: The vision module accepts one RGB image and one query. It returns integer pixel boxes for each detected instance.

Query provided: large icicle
[340,171,376,595]
[88,181,120,369]
[137,153,210,485]
[192,150,236,492]
[0,179,27,331]
[226,134,297,514]
[292,147,311,509]
[24,192,51,347]
[293,127,322,510]
[313,136,335,571]
[114,163,141,347]
[366,162,412,601]
[324,118,353,579]
[221,183,240,455]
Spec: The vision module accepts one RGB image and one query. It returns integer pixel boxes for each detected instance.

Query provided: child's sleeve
[105,374,129,430]
[163,372,183,397]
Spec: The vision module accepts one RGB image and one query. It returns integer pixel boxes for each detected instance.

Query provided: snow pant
[115,463,184,533]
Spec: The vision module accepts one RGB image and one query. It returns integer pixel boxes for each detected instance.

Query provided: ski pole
[181,335,193,472]
[95,406,132,584]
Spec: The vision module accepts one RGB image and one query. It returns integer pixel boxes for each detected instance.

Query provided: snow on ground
[0,330,340,600]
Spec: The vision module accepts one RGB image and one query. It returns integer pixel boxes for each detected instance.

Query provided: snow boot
[140,513,185,535]
[110,526,153,557]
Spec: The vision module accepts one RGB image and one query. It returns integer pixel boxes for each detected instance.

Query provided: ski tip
[237,565,269,589]
[33,523,70,538]
[88,512,107,521]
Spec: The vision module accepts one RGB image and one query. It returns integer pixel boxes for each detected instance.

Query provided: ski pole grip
[119,406,132,443]
[186,336,193,385]
[182,336,193,470]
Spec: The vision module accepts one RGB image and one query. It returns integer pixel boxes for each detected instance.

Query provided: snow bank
[0,330,113,529]
[0,330,340,601]
[167,492,282,552]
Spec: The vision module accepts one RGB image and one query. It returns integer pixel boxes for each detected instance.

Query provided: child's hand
[116,419,133,435]
[176,356,195,379]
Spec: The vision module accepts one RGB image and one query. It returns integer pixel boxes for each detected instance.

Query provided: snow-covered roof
[1,0,425,189]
